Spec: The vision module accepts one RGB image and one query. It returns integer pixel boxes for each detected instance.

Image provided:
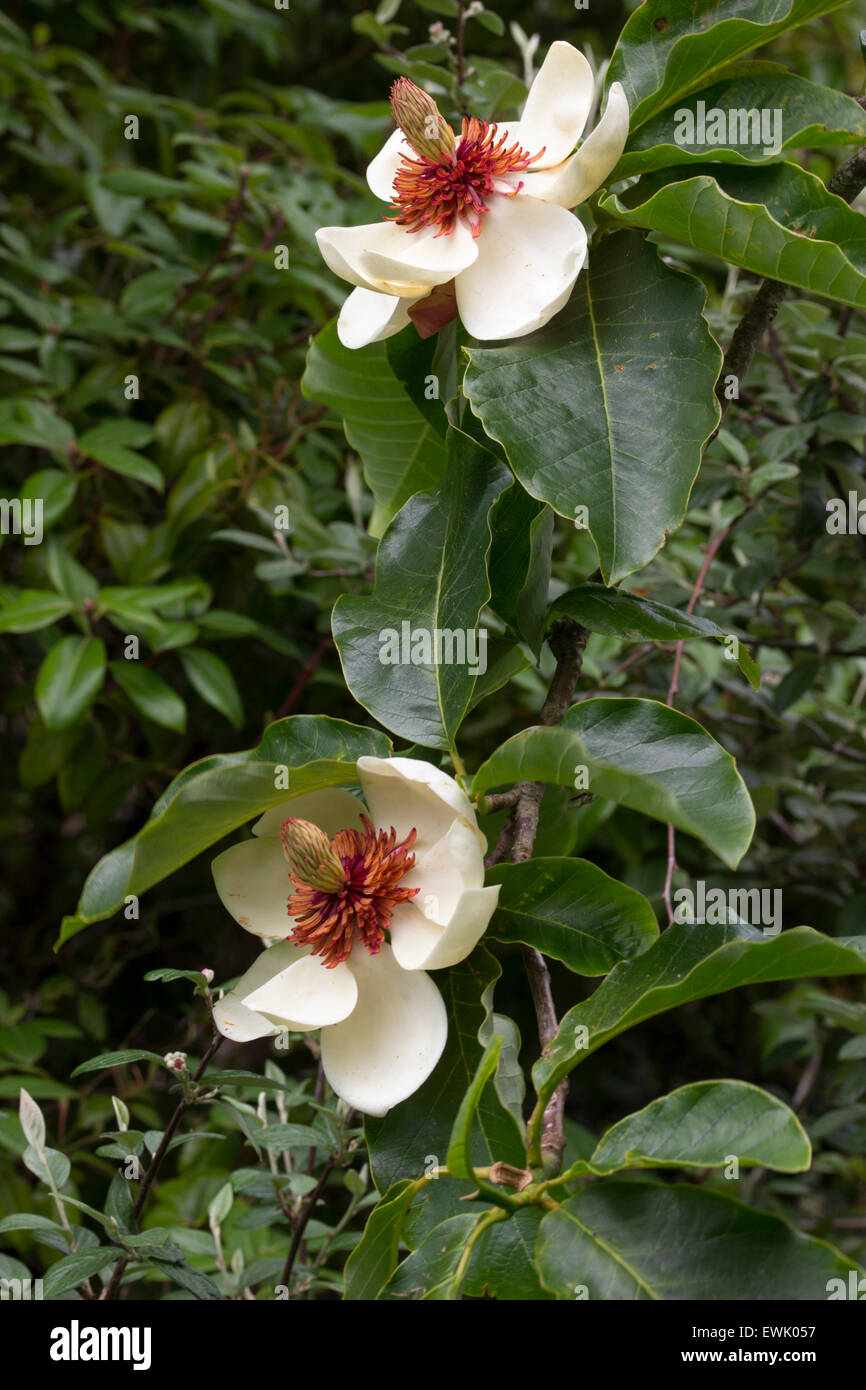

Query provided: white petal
[390,885,500,971]
[503,41,595,169]
[361,218,478,287]
[319,944,447,1115]
[392,813,497,972]
[212,836,293,941]
[407,816,486,909]
[244,951,358,1029]
[357,755,485,854]
[252,788,366,840]
[521,82,629,207]
[338,288,416,349]
[455,196,586,340]
[316,221,469,297]
[316,223,383,293]
[367,126,414,202]
[213,941,304,1042]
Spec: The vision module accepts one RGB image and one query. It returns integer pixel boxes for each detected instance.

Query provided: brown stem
[717,140,866,418]
[160,169,248,324]
[503,619,589,1173]
[581,642,655,698]
[737,388,792,425]
[662,518,736,921]
[279,1157,335,1297]
[521,946,568,1173]
[455,0,466,90]
[767,328,798,395]
[275,635,331,719]
[203,213,287,326]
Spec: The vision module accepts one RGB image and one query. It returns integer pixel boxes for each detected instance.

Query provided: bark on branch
[716,142,866,417]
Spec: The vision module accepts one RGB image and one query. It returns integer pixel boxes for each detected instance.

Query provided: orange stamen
[388,116,545,238]
[282,814,419,968]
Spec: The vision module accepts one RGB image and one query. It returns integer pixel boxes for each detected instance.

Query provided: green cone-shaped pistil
[390,77,455,160]
[280,818,346,892]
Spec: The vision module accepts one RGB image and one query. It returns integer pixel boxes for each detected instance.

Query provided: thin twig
[203,213,287,325]
[716,141,866,417]
[455,0,466,90]
[275,635,331,719]
[792,1046,823,1112]
[662,519,737,921]
[503,619,590,1174]
[161,169,248,324]
[279,1158,335,1295]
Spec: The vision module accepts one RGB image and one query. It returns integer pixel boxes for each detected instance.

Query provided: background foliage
[2,0,866,1300]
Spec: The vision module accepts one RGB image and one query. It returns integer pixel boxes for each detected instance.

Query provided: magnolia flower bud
[201,967,214,983]
[280,817,346,892]
[390,78,455,161]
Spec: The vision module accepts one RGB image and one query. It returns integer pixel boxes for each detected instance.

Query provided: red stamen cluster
[284,815,419,968]
[391,117,545,238]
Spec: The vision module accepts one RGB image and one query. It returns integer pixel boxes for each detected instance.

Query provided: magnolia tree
[5,0,866,1304]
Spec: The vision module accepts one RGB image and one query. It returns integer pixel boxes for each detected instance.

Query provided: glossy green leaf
[606,0,852,130]
[589,1080,811,1173]
[58,715,391,945]
[45,542,99,604]
[109,661,187,732]
[487,858,659,975]
[102,169,188,198]
[302,320,449,535]
[0,399,74,452]
[78,426,164,491]
[474,697,755,869]
[35,636,106,731]
[343,1179,418,1301]
[99,579,211,612]
[143,967,208,985]
[0,590,75,633]
[446,1035,502,1180]
[617,64,866,176]
[366,946,524,1245]
[464,1207,553,1301]
[603,164,866,309]
[552,583,760,688]
[332,432,511,749]
[19,470,78,529]
[467,634,531,712]
[71,1049,166,1077]
[536,1180,862,1300]
[464,232,721,583]
[178,647,243,728]
[534,921,866,1105]
[478,990,524,1133]
[380,1213,478,1300]
[487,488,554,655]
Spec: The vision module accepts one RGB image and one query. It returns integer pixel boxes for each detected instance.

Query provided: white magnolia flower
[316,41,628,348]
[211,757,499,1115]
